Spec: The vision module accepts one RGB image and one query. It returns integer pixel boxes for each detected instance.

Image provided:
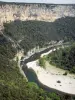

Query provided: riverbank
[26,59,75,95]
[13,50,27,79]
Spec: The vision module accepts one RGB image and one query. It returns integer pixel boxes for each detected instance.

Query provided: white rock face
[0,3,75,30]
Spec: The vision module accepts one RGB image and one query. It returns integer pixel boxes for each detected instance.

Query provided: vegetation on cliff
[0,34,63,99]
[3,17,75,53]
[0,16,75,99]
[46,43,75,73]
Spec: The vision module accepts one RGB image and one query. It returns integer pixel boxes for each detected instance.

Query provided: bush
[39,57,46,68]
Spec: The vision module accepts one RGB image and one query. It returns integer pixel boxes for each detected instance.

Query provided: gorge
[0,1,75,100]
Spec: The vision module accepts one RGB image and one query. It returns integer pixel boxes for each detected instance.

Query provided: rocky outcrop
[0,2,75,30]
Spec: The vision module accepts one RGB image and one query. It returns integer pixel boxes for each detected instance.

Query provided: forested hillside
[0,34,62,100]
[0,16,75,99]
[0,1,75,99]
[3,17,75,53]
[46,43,75,73]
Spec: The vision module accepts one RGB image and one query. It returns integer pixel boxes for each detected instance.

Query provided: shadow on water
[22,65,72,96]
[22,65,56,92]
[21,45,74,97]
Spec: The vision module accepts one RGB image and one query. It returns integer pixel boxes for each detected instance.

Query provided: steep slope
[46,43,75,73]
[3,17,75,53]
[0,2,75,100]
[0,2,75,30]
[0,28,62,100]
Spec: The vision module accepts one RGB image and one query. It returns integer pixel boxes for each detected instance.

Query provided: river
[21,43,73,96]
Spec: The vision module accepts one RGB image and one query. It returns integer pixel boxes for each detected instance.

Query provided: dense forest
[3,17,75,53]
[0,34,63,100]
[0,16,75,99]
[46,43,75,73]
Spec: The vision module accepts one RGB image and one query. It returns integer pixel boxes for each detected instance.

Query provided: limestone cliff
[0,2,75,30]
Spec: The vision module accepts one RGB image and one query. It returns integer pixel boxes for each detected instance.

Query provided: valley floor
[26,60,75,95]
